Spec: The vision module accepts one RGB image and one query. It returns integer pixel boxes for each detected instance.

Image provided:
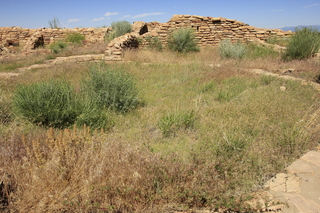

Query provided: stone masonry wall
[0,27,111,51]
[141,14,292,47]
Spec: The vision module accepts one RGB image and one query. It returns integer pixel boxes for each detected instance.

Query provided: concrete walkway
[263,148,320,212]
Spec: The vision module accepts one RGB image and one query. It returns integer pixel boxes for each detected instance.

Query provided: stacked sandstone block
[141,14,291,47]
[0,27,110,51]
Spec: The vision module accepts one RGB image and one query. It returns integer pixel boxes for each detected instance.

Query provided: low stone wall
[0,14,292,61]
[0,27,111,51]
[141,14,292,47]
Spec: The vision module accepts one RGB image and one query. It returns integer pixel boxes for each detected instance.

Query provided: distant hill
[279,25,320,31]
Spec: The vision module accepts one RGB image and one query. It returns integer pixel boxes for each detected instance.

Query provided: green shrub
[13,80,80,128]
[48,17,61,29]
[76,108,114,131]
[219,39,247,59]
[106,21,132,41]
[282,27,320,61]
[49,41,67,54]
[65,32,85,44]
[75,93,115,130]
[167,28,200,53]
[145,36,163,51]
[158,110,196,137]
[82,64,140,113]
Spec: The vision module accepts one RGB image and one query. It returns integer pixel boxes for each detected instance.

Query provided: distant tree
[48,17,61,29]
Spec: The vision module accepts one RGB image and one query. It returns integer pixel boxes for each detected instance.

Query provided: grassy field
[0,45,320,212]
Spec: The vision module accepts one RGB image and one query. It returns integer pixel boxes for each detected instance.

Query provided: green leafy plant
[167,28,200,53]
[81,63,140,113]
[65,32,85,44]
[282,27,320,61]
[48,16,61,29]
[49,41,67,54]
[75,93,115,130]
[219,39,247,59]
[106,21,132,41]
[13,79,80,128]
[158,110,196,137]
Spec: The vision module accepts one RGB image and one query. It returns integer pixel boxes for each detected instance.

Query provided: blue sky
[1,0,319,29]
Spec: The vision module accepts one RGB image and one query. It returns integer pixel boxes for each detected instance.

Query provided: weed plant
[49,41,68,54]
[167,28,200,53]
[48,16,61,29]
[65,32,85,44]
[81,63,140,113]
[75,93,115,130]
[106,20,132,41]
[282,27,320,61]
[219,39,247,59]
[13,79,80,128]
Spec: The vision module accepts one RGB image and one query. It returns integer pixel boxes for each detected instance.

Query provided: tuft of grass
[158,110,196,137]
[282,27,320,61]
[219,39,247,59]
[12,79,80,128]
[167,28,200,53]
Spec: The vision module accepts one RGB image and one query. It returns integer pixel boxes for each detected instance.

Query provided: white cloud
[68,18,80,23]
[93,17,105,22]
[304,3,319,8]
[132,12,164,19]
[104,12,119,17]
[272,9,284,12]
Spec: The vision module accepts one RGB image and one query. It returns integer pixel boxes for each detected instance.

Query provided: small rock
[280,86,287,91]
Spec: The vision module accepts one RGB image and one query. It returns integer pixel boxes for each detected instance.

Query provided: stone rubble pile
[105,32,139,61]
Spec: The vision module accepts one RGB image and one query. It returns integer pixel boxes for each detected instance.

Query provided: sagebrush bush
[167,28,200,53]
[13,80,80,128]
[49,41,67,53]
[282,27,320,61]
[65,32,85,44]
[219,39,247,59]
[106,20,132,41]
[82,64,140,113]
